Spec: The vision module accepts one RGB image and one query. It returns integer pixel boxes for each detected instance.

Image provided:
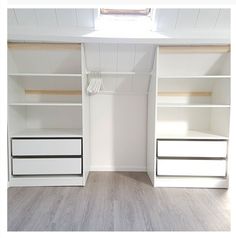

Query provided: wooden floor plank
[8,172,230,231]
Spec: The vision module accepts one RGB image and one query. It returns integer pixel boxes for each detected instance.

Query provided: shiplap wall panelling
[175,9,199,29]
[76,9,95,28]
[56,9,78,27]
[85,44,155,73]
[154,9,179,31]
[14,9,38,26]
[153,9,230,32]
[85,44,154,94]
[134,45,155,72]
[84,43,100,71]
[117,44,135,72]
[11,9,95,28]
[100,44,117,72]
[195,9,220,29]
[8,9,18,26]
[35,9,57,26]
[9,8,230,44]
[216,9,231,29]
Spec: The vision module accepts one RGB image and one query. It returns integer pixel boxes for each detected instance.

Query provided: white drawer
[157,140,227,158]
[12,158,82,175]
[157,158,226,177]
[12,138,82,156]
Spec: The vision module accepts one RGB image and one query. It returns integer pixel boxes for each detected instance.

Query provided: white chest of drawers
[156,140,227,177]
[11,137,83,176]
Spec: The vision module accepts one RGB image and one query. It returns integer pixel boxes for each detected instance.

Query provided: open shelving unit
[157,45,230,141]
[8,42,90,186]
[147,45,231,188]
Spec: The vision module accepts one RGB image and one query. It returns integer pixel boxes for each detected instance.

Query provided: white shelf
[9,102,82,106]
[159,75,230,79]
[8,73,82,77]
[97,91,148,96]
[11,128,83,138]
[157,104,230,108]
[86,71,150,75]
[156,130,228,140]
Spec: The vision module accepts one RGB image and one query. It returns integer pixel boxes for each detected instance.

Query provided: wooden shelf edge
[158,91,212,96]
[9,103,82,106]
[8,73,82,77]
[8,42,81,50]
[158,75,230,79]
[25,89,82,96]
[160,45,230,53]
[157,104,230,108]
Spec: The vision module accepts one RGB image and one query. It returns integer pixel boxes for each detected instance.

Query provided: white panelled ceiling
[8,8,230,31]
[8,9,95,28]
[8,8,230,43]
[154,9,230,31]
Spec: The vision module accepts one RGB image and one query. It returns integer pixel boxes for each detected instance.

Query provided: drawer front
[157,140,227,158]
[157,159,226,177]
[12,138,82,156]
[12,158,82,175]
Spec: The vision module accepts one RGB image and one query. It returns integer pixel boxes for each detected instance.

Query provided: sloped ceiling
[8,9,95,28]
[8,8,230,43]
[154,9,230,32]
[8,9,230,31]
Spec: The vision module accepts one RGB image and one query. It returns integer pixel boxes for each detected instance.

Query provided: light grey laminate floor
[8,172,230,231]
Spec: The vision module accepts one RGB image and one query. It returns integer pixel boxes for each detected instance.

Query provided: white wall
[90,94,147,171]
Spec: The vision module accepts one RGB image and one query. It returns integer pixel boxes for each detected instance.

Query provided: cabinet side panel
[147,47,158,186]
[82,44,90,184]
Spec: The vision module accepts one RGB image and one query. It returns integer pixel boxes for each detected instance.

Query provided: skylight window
[95,8,153,32]
[100,8,151,16]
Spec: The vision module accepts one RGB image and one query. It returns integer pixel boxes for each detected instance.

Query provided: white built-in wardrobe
[8,43,230,188]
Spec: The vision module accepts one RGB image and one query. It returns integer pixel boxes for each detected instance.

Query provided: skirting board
[155,176,229,188]
[90,166,146,172]
[8,176,85,187]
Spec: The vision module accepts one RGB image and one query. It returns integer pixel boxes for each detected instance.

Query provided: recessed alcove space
[8,74,82,104]
[84,43,154,171]
[157,76,230,106]
[158,46,230,77]
[156,107,230,140]
[8,43,82,74]
[8,105,83,138]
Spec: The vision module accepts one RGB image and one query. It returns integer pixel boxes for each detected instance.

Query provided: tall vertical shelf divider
[147,45,230,188]
[8,43,90,186]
